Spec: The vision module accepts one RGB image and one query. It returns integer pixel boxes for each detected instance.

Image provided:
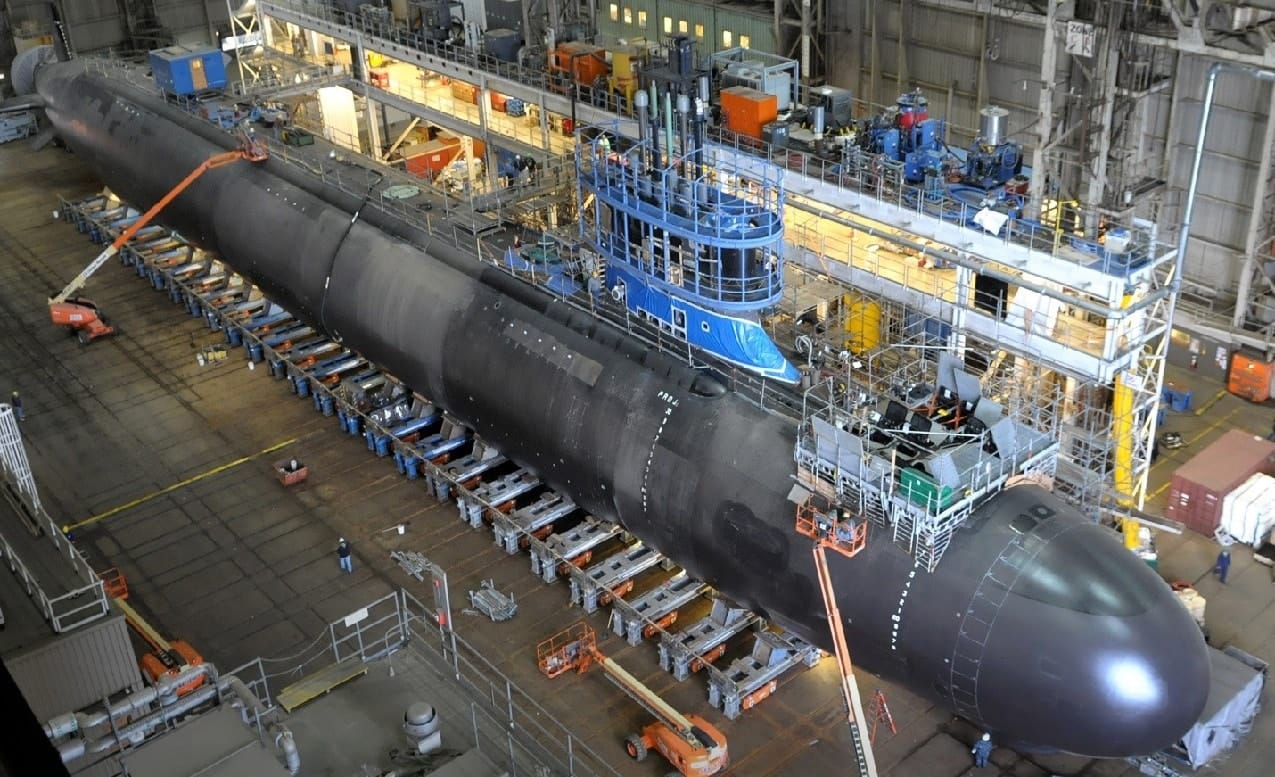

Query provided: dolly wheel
[77,329,90,346]
[625,735,647,761]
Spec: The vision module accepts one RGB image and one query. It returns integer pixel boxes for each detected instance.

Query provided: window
[637,10,647,28]
[663,16,672,33]
[609,3,618,21]
[678,19,688,33]
[623,7,632,24]
[739,34,751,49]
[722,30,732,47]
[694,23,704,39]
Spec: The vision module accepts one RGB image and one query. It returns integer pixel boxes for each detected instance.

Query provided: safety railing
[221,584,624,777]
[261,0,1174,283]
[0,407,111,633]
[707,126,1176,282]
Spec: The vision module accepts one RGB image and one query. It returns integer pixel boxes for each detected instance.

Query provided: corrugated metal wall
[852,3,1050,153]
[10,614,142,722]
[1149,55,1271,295]
[155,0,222,47]
[7,0,217,52]
[595,0,775,58]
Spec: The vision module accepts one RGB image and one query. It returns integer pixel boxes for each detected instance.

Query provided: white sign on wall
[1064,21,1096,57]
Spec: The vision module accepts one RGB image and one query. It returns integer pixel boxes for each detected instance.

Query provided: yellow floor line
[1192,389,1228,417]
[64,437,299,533]
[1147,409,1240,499]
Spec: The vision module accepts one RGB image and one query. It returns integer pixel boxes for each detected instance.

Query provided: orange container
[402,139,462,177]
[553,42,608,86]
[721,86,778,141]
[489,91,508,112]
[450,80,479,105]
[1228,351,1274,402]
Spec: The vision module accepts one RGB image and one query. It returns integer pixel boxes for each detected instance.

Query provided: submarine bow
[35,60,1210,758]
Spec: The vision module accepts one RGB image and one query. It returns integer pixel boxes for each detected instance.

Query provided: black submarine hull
[36,62,1210,758]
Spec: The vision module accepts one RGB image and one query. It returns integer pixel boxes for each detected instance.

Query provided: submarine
[28,58,1209,758]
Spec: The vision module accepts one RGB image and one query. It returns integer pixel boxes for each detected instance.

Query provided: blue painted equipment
[963,106,1021,189]
[149,46,227,95]
[579,94,798,383]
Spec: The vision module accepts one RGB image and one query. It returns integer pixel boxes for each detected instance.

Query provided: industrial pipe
[43,663,216,739]
[57,683,221,763]
[663,92,675,169]
[677,93,691,171]
[220,674,301,776]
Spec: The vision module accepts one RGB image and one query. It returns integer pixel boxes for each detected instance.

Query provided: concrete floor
[2,140,1273,777]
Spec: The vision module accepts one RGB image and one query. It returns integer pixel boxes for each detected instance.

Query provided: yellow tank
[843,294,882,353]
[608,51,638,107]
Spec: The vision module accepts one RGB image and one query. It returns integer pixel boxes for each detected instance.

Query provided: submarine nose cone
[965,489,1210,757]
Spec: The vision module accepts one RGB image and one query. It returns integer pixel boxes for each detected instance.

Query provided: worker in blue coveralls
[1214,549,1232,585]
[337,537,353,574]
[971,733,993,768]
[9,391,22,422]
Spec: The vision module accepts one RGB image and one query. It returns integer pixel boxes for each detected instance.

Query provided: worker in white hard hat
[337,537,353,574]
[971,732,993,768]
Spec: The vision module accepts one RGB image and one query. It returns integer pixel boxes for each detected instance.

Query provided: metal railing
[260,0,1174,282]
[225,586,625,777]
[0,405,111,633]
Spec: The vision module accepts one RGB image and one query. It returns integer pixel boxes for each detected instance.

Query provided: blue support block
[404,455,420,479]
[344,413,362,435]
[247,342,264,363]
[318,394,336,417]
[1170,390,1192,413]
[268,358,286,378]
[374,435,392,458]
[364,427,377,451]
[226,327,243,346]
[393,450,408,475]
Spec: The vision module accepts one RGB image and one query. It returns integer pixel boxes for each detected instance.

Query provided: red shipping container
[489,91,508,113]
[402,139,462,178]
[1164,429,1275,536]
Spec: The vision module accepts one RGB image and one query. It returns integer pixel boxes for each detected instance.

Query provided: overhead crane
[48,131,268,343]
[537,621,729,777]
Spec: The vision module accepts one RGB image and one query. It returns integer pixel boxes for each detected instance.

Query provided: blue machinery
[577,83,798,383]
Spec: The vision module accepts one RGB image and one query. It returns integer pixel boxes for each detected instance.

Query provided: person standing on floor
[337,537,353,574]
[1214,549,1231,585]
[971,733,993,768]
[9,391,22,422]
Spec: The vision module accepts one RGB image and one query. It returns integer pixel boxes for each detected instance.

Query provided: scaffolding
[793,343,1059,572]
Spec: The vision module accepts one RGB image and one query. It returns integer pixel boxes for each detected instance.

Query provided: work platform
[4,103,1272,777]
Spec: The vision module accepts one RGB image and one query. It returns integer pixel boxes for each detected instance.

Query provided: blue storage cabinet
[149,46,227,95]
